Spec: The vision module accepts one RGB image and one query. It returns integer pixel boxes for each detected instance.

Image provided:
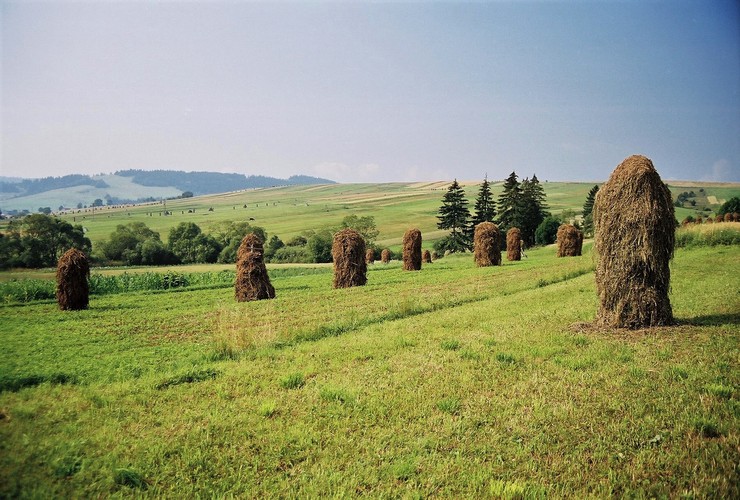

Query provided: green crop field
[1,241,738,497]
[11,180,736,254]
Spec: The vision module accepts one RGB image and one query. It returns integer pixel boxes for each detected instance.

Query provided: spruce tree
[495,171,523,232]
[469,176,496,239]
[582,184,599,237]
[519,174,549,246]
[436,179,471,252]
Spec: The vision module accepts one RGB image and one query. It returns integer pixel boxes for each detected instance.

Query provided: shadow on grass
[679,313,740,327]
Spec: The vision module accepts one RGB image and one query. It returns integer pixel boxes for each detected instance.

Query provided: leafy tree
[101,222,177,265]
[92,198,104,207]
[307,230,334,263]
[1,214,91,268]
[264,235,285,262]
[496,171,524,232]
[582,185,599,237]
[168,222,221,264]
[38,207,52,215]
[436,179,471,252]
[340,215,379,245]
[469,176,496,238]
[286,235,308,247]
[210,221,267,263]
[717,197,740,216]
[535,216,561,245]
[181,191,194,198]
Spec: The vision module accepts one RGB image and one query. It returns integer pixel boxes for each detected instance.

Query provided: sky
[1,1,738,183]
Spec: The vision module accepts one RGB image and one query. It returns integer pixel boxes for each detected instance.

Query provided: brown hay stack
[593,155,675,329]
[473,222,501,267]
[715,215,723,223]
[402,228,422,271]
[332,228,367,288]
[724,213,732,222]
[56,248,90,311]
[734,212,739,222]
[422,249,432,264]
[556,224,581,257]
[235,234,275,302]
[365,248,375,264]
[431,251,439,261]
[506,227,521,261]
[695,215,703,224]
[381,248,391,264]
[576,229,584,255]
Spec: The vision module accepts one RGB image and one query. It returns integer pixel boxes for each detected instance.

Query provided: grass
[0,244,738,497]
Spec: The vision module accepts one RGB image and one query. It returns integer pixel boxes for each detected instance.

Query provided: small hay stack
[696,215,703,224]
[332,229,367,288]
[593,154,675,329]
[576,229,584,255]
[715,215,723,223]
[506,227,521,261]
[556,224,581,257]
[706,217,713,224]
[724,213,733,222]
[235,234,275,302]
[56,248,90,311]
[431,251,439,261]
[734,212,739,222]
[402,228,422,271]
[422,249,432,264]
[365,248,375,265]
[381,248,391,264]
[473,222,501,267]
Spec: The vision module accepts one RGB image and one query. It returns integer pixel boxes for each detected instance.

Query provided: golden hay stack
[365,248,375,265]
[593,155,674,329]
[473,222,501,267]
[556,224,581,257]
[402,228,422,271]
[381,248,391,264]
[506,227,521,261]
[724,213,733,222]
[715,215,723,223]
[56,248,90,311]
[235,234,275,302]
[422,249,432,264]
[332,228,367,288]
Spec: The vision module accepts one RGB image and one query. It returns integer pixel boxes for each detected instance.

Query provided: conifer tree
[582,184,599,237]
[495,171,523,232]
[436,179,471,253]
[519,174,549,246]
[470,175,496,232]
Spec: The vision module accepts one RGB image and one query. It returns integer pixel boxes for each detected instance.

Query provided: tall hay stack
[506,227,521,261]
[56,248,90,311]
[734,212,739,222]
[381,248,391,264]
[422,250,432,264]
[556,224,581,257]
[402,228,422,271]
[593,155,675,329]
[365,248,375,265]
[576,229,584,255]
[235,234,275,302]
[473,222,501,267]
[332,229,367,288]
[724,213,733,222]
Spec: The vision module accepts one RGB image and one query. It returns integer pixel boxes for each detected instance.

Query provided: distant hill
[0,170,335,213]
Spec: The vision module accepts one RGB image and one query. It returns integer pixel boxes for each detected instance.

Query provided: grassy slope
[13,181,737,253]
[0,244,738,497]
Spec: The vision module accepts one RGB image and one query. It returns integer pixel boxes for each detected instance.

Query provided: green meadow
[1,241,738,497]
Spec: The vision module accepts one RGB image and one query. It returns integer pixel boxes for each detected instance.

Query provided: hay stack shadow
[402,228,422,271]
[56,248,90,311]
[594,154,675,329]
[235,234,275,302]
[474,222,501,267]
[333,229,367,288]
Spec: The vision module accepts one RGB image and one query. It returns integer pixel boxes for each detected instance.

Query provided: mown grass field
[1,242,738,497]
[15,180,737,253]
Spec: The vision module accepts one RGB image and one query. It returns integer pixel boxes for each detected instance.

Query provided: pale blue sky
[2,1,738,182]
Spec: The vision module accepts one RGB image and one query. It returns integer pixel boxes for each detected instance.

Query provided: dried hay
[473,222,501,267]
[332,228,367,288]
[724,213,732,222]
[56,248,90,311]
[365,248,375,264]
[556,224,581,257]
[576,229,584,255]
[695,215,703,224]
[734,212,739,222]
[402,228,422,271]
[706,217,713,224]
[506,227,521,261]
[422,249,432,264]
[235,234,275,302]
[431,251,439,261]
[381,248,391,264]
[593,155,674,329]
[715,215,723,223]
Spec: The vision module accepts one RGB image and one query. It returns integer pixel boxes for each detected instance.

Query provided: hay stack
[332,229,367,288]
[506,227,521,261]
[576,229,584,256]
[696,215,703,224]
[235,234,275,302]
[473,222,501,267]
[556,224,581,257]
[593,155,674,329]
[402,228,422,271]
[422,249,432,264]
[734,212,739,222]
[365,248,375,265]
[431,251,439,261]
[56,248,90,311]
[381,248,391,264]
[706,217,713,224]
[715,215,723,223]
[724,213,732,222]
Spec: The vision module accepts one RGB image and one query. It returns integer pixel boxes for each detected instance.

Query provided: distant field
[6,180,735,253]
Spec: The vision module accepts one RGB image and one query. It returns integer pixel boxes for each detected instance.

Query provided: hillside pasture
[0,244,737,497]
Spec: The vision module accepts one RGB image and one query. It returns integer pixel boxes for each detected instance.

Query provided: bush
[535,216,561,245]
